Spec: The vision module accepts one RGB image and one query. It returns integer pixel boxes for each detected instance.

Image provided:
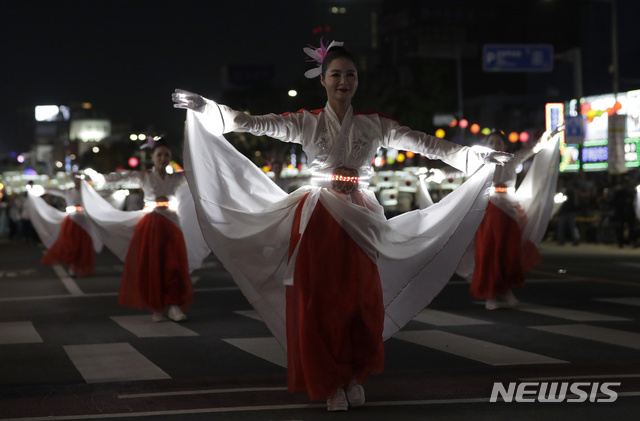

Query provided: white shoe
[168,305,187,322]
[346,378,365,407]
[152,312,164,322]
[500,291,519,307]
[485,298,499,310]
[327,387,348,412]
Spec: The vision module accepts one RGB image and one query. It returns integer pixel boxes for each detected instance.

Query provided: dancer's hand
[172,89,206,113]
[484,151,513,165]
[471,145,513,166]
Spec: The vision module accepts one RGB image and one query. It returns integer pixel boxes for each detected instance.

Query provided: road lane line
[0,321,43,344]
[0,287,238,302]
[595,297,640,307]
[64,343,171,383]
[394,330,567,366]
[118,386,288,399]
[222,337,287,368]
[515,303,630,322]
[412,309,493,326]
[110,315,199,338]
[530,324,640,350]
[521,373,640,381]
[4,394,640,420]
[52,264,84,295]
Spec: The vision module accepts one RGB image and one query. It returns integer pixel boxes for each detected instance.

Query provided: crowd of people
[1,39,639,412]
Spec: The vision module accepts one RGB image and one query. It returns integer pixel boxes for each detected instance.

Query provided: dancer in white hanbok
[82,142,209,322]
[27,176,103,277]
[457,128,562,310]
[173,41,511,410]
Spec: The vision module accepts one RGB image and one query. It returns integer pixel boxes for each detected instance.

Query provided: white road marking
[395,330,567,366]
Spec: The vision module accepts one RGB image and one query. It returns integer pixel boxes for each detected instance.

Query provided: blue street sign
[483,44,554,72]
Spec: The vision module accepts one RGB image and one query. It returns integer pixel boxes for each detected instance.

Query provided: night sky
[2,0,640,155]
[1,0,314,153]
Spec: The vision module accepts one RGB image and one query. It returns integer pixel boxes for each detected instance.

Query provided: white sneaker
[485,298,499,310]
[327,387,348,412]
[168,305,187,322]
[500,291,519,307]
[346,379,365,407]
[152,312,164,322]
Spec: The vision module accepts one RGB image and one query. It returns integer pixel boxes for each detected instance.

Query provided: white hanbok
[28,187,105,276]
[456,134,561,285]
[183,99,497,348]
[80,171,210,273]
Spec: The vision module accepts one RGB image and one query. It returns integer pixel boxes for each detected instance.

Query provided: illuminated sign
[624,137,640,168]
[581,139,608,171]
[546,102,566,171]
[70,119,111,142]
[627,90,640,137]
[560,143,580,172]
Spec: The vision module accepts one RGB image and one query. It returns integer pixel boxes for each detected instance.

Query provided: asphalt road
[1,236,639,420]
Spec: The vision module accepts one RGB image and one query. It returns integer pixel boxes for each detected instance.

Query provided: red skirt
[286,195,385,401]
[470,201,542,299]
[118,211,193,313]
[41,215,95,277]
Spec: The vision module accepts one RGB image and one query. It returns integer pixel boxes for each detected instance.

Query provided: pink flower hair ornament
[303,38,344,79]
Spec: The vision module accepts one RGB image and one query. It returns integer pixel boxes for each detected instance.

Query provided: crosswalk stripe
[515,303,630,321]
[411,309,492,326]
[530,324,640,350]
[394,330,567,366]
[64,343,171,383]
[222,337,287,368]
[52,264,84,296]
[234,310,262,322]
[0,321,43,345]
[110,315,199,338]
[595,297,640,307]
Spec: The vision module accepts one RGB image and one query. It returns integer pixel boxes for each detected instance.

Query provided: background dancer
[83,141,207,322]
[28,175,103,277]
[463,128,563,310]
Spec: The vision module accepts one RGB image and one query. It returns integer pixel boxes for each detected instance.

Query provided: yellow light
[397,153,405,163]
[82,102,92,109]
[435,128,446,138]
[262,166,270,173]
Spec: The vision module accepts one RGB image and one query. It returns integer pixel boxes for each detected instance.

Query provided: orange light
[406,151,415,158]
[449,118,458,128]
[508,132,519,143]
[470,124,480,134]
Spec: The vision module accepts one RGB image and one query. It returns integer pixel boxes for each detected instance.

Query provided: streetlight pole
[611,0,618,99]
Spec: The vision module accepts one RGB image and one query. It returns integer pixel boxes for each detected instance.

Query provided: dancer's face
[321,57,358,105]
[152,146,172,171]
[485,134,506,152]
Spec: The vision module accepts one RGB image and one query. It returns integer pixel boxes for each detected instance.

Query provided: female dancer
[173,41,511,411]
[83,141,208,322]
[463,128,562,309]
[28,175,103,277]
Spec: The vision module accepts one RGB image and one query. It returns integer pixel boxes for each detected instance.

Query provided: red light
[128,157,139,167]
[459,119,468,129]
